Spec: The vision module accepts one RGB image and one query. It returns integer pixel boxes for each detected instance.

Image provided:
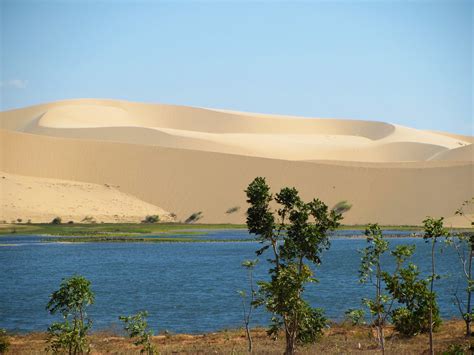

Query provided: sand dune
[0,172,173,224]
[1,99,472,226]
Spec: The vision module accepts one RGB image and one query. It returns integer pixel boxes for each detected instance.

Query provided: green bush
[384,263,441,336]
[344,308,366,326]
[119,311,156,354]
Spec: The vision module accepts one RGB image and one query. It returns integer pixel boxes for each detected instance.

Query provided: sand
[0,172,173,224]
[1,99,472,226]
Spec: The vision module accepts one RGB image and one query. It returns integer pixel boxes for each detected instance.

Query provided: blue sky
[1,0,472,134]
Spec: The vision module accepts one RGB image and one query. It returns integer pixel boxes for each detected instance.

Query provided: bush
[384,263,441,336]
[185,211,203,224]
[0,328,10,353]
[119,311,156,354]
[67,221,74,224]
[142,215,160,224]
[344,308,366,326]
[51,217,62,225]
[297,306,327,344]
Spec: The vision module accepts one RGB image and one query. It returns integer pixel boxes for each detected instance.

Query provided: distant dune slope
[0,172,173,223]
[1,99,471,163]
[0,99,472,226]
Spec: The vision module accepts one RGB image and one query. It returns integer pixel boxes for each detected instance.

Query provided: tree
[359,224,391,352]
[245,177,350,355]
[237,259,258,353]
[447,198,474,336]
[423,217,448,354]
[46,275,95,354]
[119,311,156,354]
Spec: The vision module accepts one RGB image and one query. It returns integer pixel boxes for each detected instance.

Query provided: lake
[0,230,467,334]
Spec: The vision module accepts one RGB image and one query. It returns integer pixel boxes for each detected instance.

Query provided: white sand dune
[1,99,472,226]
[0,172,173,224]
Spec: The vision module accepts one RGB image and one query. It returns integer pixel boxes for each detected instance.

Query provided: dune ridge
[1,99,472,226]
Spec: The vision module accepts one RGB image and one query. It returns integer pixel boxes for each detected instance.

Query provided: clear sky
[1,0,472,135]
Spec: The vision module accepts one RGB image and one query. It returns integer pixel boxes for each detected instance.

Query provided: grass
[1,223,471,242]
[4,320,473,354]
[0,222,246,237]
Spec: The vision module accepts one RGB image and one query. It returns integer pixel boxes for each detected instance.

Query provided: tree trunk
[429,240,435,355]
[245,323,252,352]
[467,238,474,336]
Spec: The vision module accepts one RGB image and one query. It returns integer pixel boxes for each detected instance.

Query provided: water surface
[0,230,466,334]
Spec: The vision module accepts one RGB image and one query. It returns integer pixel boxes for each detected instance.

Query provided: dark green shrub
[51,217,62,225]
[142,215,160,224]
[185,211,203,224]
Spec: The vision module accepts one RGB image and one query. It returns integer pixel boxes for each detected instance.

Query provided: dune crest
[2,99,471,163]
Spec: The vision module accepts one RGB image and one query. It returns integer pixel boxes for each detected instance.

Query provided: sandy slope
[0,99,472,226]
[0,172,173,223]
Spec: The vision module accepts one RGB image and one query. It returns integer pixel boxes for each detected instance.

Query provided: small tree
[119,311,156,354]
[423,217,448,354]
[246,177,350,355]
[237,259,258,352]
[447,198,474,336]
[46,275,95,354]
[359,224,391,352]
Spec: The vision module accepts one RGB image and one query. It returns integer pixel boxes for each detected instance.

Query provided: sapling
[446,198,474,336]
[237,259,258,352]
[359,224,391,353]
[119,311,156,354]
[423,217,448,354]
[46,275,95,354]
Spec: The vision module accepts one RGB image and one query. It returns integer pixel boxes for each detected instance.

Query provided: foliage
[344,309,366,326]
[0,328,10,354]
[142,215,160,224]
[237,259,258,352]
[119,311,156,354]
[246,177,350,354]
[51,216,62,225]
[447,198,474,336]
[46,275,95,354]
[226,206,241,214]
[359,224,391,351]
[384,262,441,336]
[423,217,448,352]
[81,216,96,223]
[185,211,203,224]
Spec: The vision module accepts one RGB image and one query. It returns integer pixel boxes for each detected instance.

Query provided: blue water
[0,230,467,334]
